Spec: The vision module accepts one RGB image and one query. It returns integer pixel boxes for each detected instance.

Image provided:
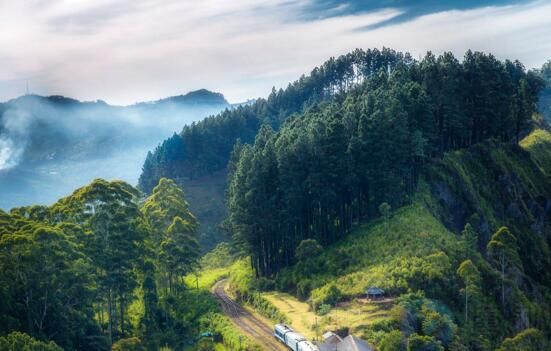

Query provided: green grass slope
[520,128,551,175]
[277,202,461,300]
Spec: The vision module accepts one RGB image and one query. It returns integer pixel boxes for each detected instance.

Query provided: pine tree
[487,227,522,311]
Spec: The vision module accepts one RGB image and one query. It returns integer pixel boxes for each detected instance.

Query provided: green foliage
[281,204,459,300]
[228,258,254,299]
[379,330,405,351]
[200,242,236,270]
[141,178,200,297]
[142,177,198,244]
[139,48,410,193]
[317,304,332,316]
[487,227,522,309]
[0,210,107,350]
[496,328,549,351]
[226,50,543,277]
[311,284,342,306]
[406,334,444,351]
[379,202,392,220]
[112,337,146,351]
[386,294,457,349]
[457,260,482,325]
[0,332,63,351]
[225,259,289,323]
[199,313,260,351]
[295,239,323,262]
[0,177,212,350]
[245,293,289,323]
[460,224,478,260]
[520,129,551,175]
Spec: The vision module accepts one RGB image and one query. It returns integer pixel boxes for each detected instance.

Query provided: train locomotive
[274,324,319,351]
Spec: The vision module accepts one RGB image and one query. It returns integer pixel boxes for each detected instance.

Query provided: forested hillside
[254,129,550,350]
[0,178,249,350]
[140,49,547,251]
[226,50,543,276]
[221,49,551,350]
[138,48,410,193]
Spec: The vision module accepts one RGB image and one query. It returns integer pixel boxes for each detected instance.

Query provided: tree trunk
[465,291,468,323]
[107,289,113,346]
[120,293,125,337]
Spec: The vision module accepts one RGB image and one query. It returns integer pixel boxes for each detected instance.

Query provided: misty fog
[0,91,229,210]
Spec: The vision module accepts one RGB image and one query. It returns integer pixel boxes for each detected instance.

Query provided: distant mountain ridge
[0,88,229,108]
[0,88,230,210]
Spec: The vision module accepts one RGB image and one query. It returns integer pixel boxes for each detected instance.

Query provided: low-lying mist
[0,90,229,210]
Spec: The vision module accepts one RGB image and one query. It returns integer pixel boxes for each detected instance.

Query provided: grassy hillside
[276,202,461,300]
[520,128,551,175]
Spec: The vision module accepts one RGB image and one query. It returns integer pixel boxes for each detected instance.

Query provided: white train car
[274,324,319,351]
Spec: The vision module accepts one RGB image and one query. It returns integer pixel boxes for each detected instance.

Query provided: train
[274,324,319,351]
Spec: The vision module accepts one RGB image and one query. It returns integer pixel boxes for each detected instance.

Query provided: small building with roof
[319,333,374,351]
[366,287,385,300]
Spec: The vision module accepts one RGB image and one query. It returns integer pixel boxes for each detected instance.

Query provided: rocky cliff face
[426,130,551,285]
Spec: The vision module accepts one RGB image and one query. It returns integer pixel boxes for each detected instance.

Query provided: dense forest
[226,50,544,276]
[138,48,412,193]
[0,178,221,350]
[138,49,548,254]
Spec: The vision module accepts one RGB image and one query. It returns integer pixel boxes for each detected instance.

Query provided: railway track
[213,279,288,351]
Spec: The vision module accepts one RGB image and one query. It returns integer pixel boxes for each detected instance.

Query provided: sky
[0,0,550,105]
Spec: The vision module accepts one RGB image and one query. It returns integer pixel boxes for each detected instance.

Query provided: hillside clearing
[262,291,394,342]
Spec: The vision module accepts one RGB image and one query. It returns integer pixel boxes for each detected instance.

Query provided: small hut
[366,287,384,300]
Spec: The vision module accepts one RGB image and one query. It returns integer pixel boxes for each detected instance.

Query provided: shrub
[0,332,63,351]
[255,277,275,291]
[295,239,322,261]
[496,328,549,351]
[311,284,342,306]
[379,330,405,351]
[112,337,146,351]
[200,312,261,351]
[297,279,313,299]
[247,293,289,323]
[407,334,444,351]
[317,304,332,316]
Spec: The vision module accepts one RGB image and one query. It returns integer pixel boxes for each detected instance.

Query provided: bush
[311,284,342,306]
[317,304,332,316]
[496,328,549,351]
[200,312,261,351]
[247,293,289,323]
[296,279,313,299]
[112,337,146,351]
[201,243,236,269]
[0,332,63,351]
[228,259,254,298]
[407,334,444,351]
[255,277,275,291]
[295,239,322,262]
[379,330,405,351]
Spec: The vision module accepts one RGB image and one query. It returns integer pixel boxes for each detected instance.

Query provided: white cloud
[0,0,549,104]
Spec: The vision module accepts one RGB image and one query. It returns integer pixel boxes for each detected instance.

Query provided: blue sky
[0,0,550,104]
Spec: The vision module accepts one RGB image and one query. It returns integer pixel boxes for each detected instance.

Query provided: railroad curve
[212,279,288,351]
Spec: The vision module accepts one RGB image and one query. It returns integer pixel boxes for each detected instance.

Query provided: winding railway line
[212,279,288,351]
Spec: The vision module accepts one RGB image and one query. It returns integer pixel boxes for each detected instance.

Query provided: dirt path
[213,279,288,351]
